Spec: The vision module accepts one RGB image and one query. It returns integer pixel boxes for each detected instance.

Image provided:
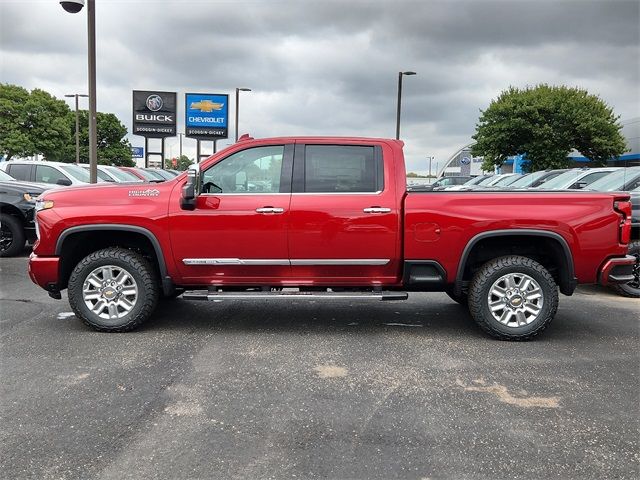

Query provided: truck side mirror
[180,169,198,210]
[56,178,73,186]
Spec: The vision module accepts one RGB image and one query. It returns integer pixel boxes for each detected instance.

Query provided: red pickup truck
[29,136,635,340]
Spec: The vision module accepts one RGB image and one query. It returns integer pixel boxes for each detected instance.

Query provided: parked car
[507,169,569,189]
[443,174,494,191]
[0,169,51,256]
[535,167,619,190]
[80,165,144,183]
[585,166,640,193]
[612,186,640,298]
[410,175,472,191]
[118,167,165,182]
[448,173,521,191]
[0,160,94,186]
[587,169,640,298]
[29,136,634,340]
[143,168,176,181]
[489,173,524,187]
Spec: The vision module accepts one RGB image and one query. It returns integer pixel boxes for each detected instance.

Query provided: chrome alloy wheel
[82,265,139,320]
[487,272,544,328]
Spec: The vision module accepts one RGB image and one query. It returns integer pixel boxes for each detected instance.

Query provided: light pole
[64,93,88,164]
[235,87,251,142]
[395,71,416,140]
[60,0,98,183]
[426,155,434,178]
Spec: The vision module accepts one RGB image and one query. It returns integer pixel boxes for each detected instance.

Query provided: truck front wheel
[68,247,159,332]
[468,255,558,341]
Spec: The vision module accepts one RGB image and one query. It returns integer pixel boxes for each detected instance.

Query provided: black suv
[0,169,50,256]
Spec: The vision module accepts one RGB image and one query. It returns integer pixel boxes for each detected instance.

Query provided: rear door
[287,141,401,285]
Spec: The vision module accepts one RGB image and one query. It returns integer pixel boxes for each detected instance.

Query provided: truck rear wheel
[68,247,159,332]
[468,255,558,341]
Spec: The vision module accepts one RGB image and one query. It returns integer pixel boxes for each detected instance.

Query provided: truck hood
[0,180,51,193]
[38,179,177,204]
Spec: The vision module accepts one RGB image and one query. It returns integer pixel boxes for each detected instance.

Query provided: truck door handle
[363,207,391,213]
[256,207,284,214]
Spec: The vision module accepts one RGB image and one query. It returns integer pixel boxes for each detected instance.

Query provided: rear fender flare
[454,229,576,296]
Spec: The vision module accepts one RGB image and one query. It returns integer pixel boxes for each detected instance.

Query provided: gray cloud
[1,0,638,172]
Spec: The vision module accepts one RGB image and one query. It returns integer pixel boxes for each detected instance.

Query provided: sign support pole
[161,138,165,169]
[144,137,149,168]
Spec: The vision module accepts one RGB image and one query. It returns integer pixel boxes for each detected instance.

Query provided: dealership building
[439,117,640,176]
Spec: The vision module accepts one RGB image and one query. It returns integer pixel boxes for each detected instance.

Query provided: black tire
[68,247,159,332]
[611,240,640,298]
[445,288,468,305]
[0,213,26,257]
[468,255,559,341]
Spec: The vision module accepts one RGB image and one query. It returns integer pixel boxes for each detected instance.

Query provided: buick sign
[132,90,177,137]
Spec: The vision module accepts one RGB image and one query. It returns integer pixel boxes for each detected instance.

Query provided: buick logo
[146,94,163,112]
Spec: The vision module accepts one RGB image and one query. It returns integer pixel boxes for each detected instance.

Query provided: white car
[0,160,94,187]
[79,165,143,183]
[535,167,619,190]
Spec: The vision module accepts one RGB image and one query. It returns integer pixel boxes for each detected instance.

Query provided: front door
[169,144,293,285]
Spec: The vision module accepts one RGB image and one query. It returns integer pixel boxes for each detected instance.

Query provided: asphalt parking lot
[1,253,638,479]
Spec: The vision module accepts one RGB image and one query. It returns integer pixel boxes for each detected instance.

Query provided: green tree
[471,85,627,172]
[47,111,134,166]
[164,154,194,170]
[0,84,72,161]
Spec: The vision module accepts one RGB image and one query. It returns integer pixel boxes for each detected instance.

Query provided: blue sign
[130,147,144,158]
[185,93,229,139]
[460,156,471,165]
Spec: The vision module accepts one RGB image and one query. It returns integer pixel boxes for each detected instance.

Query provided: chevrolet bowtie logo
[190,100,224,112]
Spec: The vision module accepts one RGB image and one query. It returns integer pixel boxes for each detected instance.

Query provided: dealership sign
[185,93,228,139]
[130,147,144,158]
[132,90,177,137]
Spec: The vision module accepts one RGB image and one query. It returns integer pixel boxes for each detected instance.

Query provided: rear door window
[301,145,382,193]
[7,164,31,181]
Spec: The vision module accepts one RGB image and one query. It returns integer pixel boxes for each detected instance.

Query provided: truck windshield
[0,170,15,181]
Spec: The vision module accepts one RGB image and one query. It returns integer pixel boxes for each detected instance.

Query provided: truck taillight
[614,200,632,244]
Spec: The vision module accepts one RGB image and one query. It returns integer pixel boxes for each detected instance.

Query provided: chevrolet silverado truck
[28,136,635,340]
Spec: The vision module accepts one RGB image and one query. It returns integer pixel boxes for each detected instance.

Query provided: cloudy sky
[1,0,639,172]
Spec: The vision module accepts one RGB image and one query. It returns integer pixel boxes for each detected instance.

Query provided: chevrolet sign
[185,93,229,139]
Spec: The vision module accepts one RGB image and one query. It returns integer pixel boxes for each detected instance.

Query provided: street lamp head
[237,88,252,92]
[402,71,417,76]
[60,0,84,13]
